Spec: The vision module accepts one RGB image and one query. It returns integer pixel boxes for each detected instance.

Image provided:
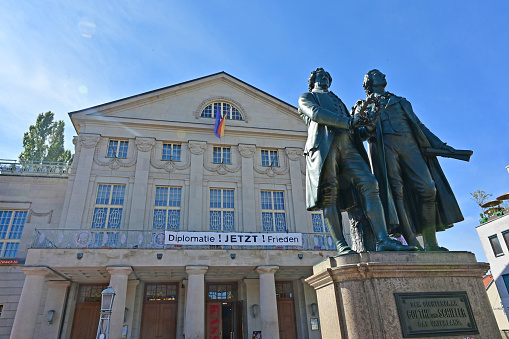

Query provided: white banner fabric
[165,231,302,246]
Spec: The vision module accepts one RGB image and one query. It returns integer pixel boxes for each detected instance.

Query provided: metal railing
[31,228,337,251]
[0,159,71,177]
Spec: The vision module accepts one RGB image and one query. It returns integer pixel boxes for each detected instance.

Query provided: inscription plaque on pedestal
[394,292,478,338]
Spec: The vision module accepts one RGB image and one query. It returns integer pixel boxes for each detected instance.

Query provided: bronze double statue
[298,68,471,255]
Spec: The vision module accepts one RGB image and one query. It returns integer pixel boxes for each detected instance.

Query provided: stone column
[286,148,307,233]
[128,138,155,229]
[39,280,71,339]
[255,265,280,338]
[184,265,208,339]
[124,280,139,339]
[188,141,207,231]
[107,266,133,339]
[62,133,101,228]
[10,267,50,339]
[239,145,256,231]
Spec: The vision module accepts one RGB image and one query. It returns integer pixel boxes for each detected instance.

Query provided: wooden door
[140,283,178,339]
[71,304,100,339]
[70,284,106,339]
[140,303,177,339]
[277,300,297,339]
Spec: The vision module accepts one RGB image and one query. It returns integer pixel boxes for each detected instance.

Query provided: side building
[476,198,509,337]
[0,72,337,339]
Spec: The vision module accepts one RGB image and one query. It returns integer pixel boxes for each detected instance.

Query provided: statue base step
[305,252,500,339]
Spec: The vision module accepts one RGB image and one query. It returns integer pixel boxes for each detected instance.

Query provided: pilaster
[62,133,100,228]
[128,138,155,229]
[188,141,207,231]
[286,147,307,233]
[10,267,50,339]
[239,144,256,231]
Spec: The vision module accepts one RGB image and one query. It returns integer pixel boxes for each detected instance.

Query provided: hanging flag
[214,106,226,138]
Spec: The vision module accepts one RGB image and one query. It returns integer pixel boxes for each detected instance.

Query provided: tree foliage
[470,189,507,220]
[18,111,72,164]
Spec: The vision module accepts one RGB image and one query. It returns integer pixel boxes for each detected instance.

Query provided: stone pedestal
[305,252,500,339]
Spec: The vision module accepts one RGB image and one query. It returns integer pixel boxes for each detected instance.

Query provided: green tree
[18,111,72,164]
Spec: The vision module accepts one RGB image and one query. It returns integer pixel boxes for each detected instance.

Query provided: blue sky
[1,1,508,261]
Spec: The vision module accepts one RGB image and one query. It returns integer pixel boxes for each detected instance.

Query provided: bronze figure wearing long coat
[299,90,368,211]
[362,94,464,233]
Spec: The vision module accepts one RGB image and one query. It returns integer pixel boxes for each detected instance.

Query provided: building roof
[69,71,297,116]
[483,274,494,288]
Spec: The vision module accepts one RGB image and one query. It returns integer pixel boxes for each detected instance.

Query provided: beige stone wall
[0,176,68,258]
[0,267,24,339]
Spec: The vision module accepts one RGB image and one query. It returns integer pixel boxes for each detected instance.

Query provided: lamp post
[96,286,116,339]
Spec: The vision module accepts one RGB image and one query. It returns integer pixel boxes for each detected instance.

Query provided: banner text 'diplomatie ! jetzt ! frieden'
[165,231,302,246]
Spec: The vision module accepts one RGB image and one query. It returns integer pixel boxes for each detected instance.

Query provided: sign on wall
[165,231,302,246]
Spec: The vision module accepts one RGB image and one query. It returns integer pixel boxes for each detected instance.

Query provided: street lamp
[96,286,116,339]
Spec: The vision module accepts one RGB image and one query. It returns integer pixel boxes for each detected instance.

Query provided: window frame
[106,139,129,158]
[310,211,335,250]
[201,102,243,121]
[260,190,287,232]
[162,143,181,161]
[152,186,182,230]
[91,184,126,248]
[209,188,235,231]
[489,234,504,257]
[0,210,28,258]
[261,149,279,167]
[213,146,231,164]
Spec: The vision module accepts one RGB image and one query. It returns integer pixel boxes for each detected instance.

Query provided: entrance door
[140,283,178,339]
[206,283,243,339]
[206,302,244,339]
[276,281,297,339]
[70,284,108,339]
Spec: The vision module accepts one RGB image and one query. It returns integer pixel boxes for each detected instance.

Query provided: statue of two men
[299,68,467,255]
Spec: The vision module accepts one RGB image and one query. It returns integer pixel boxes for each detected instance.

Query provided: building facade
[476,206,509,337]
[0,72,338,339]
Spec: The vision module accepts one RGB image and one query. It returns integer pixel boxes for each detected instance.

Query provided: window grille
[153,186,181,230]
[92,184,125,247]
[311,212,335,250]
[207,283,237,300]
[209,189,234,231]
[261,191,286,232]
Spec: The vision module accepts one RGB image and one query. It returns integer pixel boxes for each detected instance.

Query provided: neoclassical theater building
[0,72,338,339]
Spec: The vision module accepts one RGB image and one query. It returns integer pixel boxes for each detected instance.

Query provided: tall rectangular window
[213,147,231,164]
[489,234,504,257]
[261,150,279,167]
[311,212,335,250]
[261,191,286,232]
[0,210,27,257]
[92,184,125,229]
[153,186,181,230]
[209,189,234,231]
[107,140,128,158]
[162,144,181,161]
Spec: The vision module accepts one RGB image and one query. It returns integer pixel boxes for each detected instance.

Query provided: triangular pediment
[69,72,305,136]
